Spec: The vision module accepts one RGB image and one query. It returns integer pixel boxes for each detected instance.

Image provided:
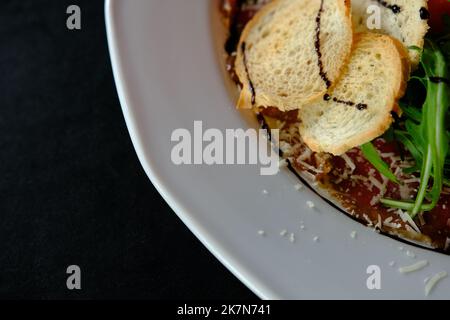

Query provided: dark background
[0,0,256,299]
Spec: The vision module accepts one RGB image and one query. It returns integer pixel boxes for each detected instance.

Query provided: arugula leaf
[380,40,450,217]
[361,142,399,184]
[400,103,422,123]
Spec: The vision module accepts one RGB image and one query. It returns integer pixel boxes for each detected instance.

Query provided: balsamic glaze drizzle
[316,0,400,111]
[315,0,331,89]
[332,96,355,107]
[356,103,369,110]
[375,0,401,14]
[241,42,256,105]
[323,94,368,111]
[419,7,430,20]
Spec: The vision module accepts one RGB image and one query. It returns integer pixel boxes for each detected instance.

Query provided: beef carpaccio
[220,0,450,252]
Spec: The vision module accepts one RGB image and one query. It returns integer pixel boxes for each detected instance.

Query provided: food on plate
[299,32,410,155]
[351,0,430,67]
[235,0,353,111]
[220,0,450,251]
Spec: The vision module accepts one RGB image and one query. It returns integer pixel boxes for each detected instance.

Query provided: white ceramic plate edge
[105,0,278,300]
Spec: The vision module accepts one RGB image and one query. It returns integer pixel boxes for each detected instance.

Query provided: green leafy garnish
[379,40,450,217]
[361,142,399,184]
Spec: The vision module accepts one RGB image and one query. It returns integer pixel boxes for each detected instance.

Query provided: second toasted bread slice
[299,33,410,156]
[235,0,353,112]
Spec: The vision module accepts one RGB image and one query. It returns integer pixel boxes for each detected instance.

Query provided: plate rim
[104,0,278,299]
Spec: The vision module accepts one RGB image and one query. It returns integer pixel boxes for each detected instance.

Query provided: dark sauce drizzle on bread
[316,1,367,111]
[419,7,430,20]
[241,0,368,111]
[375,0,401,14]
[315,0,332,89]
[323,94,368,110]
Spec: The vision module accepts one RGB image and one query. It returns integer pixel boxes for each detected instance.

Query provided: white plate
[105,0,450,299]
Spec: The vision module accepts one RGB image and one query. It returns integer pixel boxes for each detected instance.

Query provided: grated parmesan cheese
[289,233,295,243]
[418,213,426,226]
[374,214,382,230]
[399,184,413,200]
[306,201,315,209]
[302,171,317,183]
[425,271,448,296]
[363,214,373,226]
[368,176,384,192]
[297,147,312,161]
[398,260,428,274]
[278,159,288,168]
[380,152,395,158]
[405,225,420,234]
[397,209,421,234]
[403,178,420,184]
[369,175,389,206]
[384,221,402,229]
[279,141,292,153]
[297,160,323,174]
[341,154,356,173]
[445,238,450,251]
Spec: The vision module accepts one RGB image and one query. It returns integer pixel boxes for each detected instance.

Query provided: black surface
[0,0,256,299]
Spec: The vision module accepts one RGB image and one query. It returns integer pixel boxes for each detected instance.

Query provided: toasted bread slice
[352,0,429,67]
[235,0,353,112]
[299,33,410,156]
